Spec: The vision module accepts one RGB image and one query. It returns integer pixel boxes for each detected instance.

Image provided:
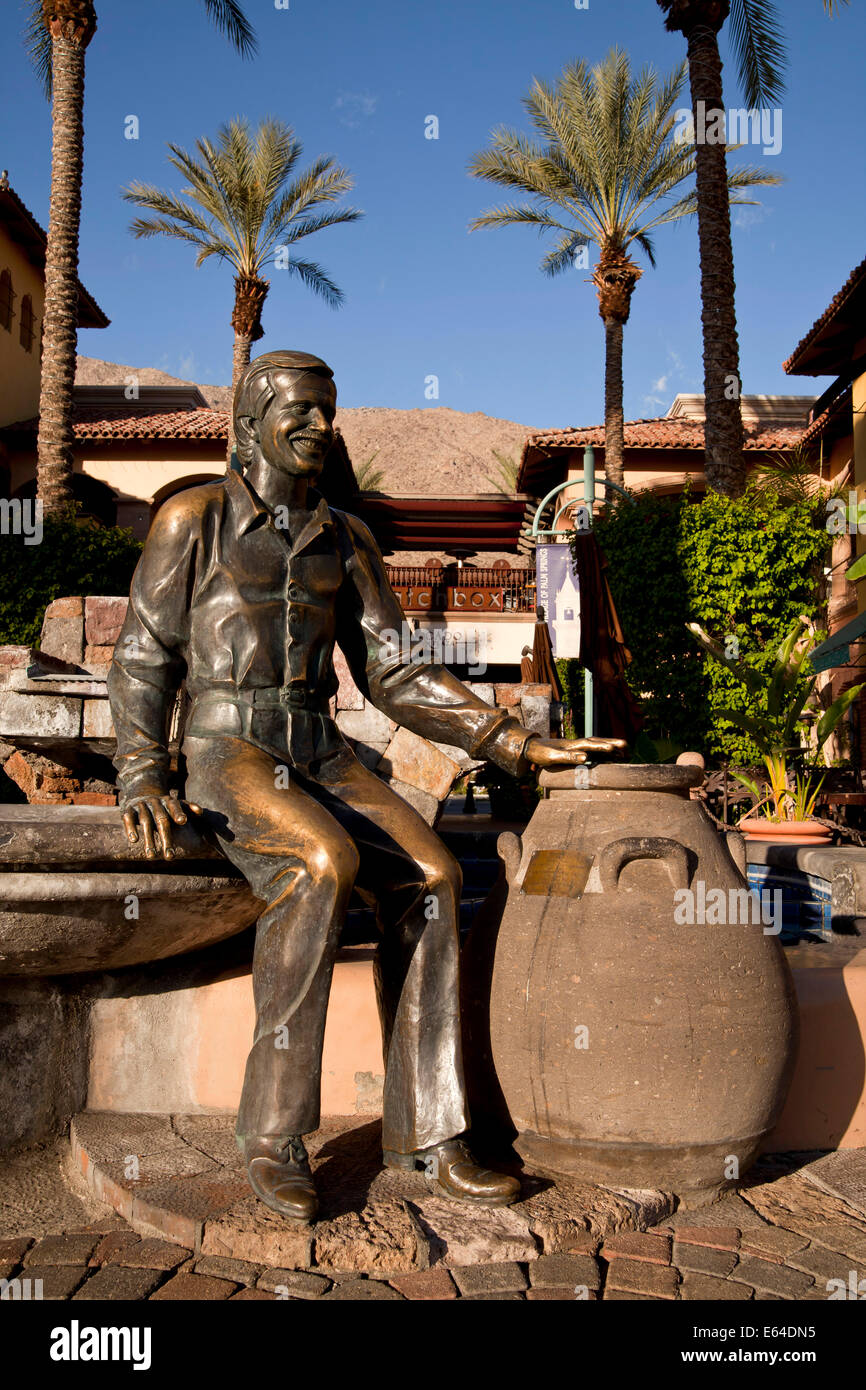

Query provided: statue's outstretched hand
[524,735,627,767]
[122,793,203,860]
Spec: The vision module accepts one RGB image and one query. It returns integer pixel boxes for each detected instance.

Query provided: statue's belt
[190,685,331,717]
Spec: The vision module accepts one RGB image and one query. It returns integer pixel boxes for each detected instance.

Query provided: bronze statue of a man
[108,350,622,1222]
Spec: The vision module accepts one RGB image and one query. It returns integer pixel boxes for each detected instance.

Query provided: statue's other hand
[524,735,627,768]
[122,793,203,861]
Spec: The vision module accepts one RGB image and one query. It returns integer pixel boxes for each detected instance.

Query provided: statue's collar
[227,469,333,547]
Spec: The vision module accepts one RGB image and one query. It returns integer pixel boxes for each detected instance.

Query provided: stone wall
[0,977,91,1154]
[0,596,551,822]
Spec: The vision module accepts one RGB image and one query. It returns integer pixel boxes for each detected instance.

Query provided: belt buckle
[280,684,305,709]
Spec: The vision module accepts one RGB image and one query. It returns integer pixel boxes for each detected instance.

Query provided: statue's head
[233,349,337,480]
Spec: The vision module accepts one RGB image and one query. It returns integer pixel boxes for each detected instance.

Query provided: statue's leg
[303,752,468,1157]
[183,735,359,1142]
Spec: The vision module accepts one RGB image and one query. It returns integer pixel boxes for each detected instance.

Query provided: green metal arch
[531,477,631,537]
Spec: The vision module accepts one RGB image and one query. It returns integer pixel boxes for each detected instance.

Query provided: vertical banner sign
[536,543,581,658]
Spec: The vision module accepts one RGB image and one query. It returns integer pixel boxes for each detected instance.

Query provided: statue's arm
[107,499,195,815]
[333,513,534,776]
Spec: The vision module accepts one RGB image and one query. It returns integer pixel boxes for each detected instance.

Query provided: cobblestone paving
[2,1146,864,1301]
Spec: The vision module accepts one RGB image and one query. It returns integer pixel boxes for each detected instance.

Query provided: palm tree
[486,449,519,495]
[657,1,849,496]
[468,48,778,490]
[355,450,385,493]
[26,1,255,515]
[656,2,787,498]
[123,117,362,463]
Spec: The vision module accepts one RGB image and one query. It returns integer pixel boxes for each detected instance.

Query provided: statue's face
[254,369,337,479]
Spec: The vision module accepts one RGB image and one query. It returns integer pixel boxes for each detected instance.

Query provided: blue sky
[2,0,864,427]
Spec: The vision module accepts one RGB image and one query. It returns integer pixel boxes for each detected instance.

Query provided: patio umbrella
[531,608,564,701]
[572,532,644,743]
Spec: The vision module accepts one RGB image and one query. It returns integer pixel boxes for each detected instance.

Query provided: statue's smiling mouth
[291,431,330,453]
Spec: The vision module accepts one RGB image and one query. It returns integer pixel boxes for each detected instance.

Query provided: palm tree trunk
[593,247,641,493]
[683,16,745,497]
[228,272,269,469]
[36,3,96,516]
[229,328,253,467]
[603,317,625,491]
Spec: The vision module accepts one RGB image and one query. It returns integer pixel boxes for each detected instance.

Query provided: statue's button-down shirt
[108,469,534,808]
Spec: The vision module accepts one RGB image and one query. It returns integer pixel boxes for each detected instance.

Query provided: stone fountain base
[68,1112,674,1274]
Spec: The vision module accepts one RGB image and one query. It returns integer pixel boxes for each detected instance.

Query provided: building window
[19,295,35,352]
[0,269,14,332]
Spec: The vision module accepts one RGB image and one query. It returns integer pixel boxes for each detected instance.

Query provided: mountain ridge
[75,355,541,499]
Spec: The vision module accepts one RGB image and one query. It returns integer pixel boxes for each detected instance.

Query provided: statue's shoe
[240,1134,318,1223]
[384,1137,520,1206]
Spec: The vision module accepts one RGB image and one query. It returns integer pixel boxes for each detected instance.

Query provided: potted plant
[687,618,862,845]
[734,750,829,845]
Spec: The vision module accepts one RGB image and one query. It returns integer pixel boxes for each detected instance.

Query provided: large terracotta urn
[464,765,798,1205]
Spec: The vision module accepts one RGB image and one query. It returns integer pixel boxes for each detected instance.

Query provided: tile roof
[517,416,803,492]
[0,407,229,441]
[784,255,866,374]
[799,382,853,449]
[73,406,229,440]
[0,407,359,508]
[522,417,803,453]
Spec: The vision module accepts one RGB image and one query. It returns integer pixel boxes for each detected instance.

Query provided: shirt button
[288,583,301,600]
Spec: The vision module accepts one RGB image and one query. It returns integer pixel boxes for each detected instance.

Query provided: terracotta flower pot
[738,818,832,846]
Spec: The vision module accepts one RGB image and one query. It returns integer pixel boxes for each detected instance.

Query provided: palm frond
[633,231,656,268]
[728,0,787,108]
[280,257,345,308]
[469,203,571,233]
[268,207,363,251]
[200,0,257,56]
[468,126,575,209]
[24,1,52,99]
[540,231,591,278]
[123,183,216,232]
[26,0,255,99]
[263,160,359,243]
[750,444,844,504]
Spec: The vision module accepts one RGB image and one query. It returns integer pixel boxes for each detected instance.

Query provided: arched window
[0,269,14,332]
[19,295,35,352]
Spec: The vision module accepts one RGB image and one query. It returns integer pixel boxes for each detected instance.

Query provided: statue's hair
[233,350,335,466]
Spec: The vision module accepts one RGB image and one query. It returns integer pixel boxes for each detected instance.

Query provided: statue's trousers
[183,733,469,1154]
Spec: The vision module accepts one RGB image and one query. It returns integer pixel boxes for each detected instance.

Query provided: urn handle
[497,831,523,886]
[598,836,690,893]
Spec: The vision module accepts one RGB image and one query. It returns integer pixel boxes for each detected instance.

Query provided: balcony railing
[385,564,536,613]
